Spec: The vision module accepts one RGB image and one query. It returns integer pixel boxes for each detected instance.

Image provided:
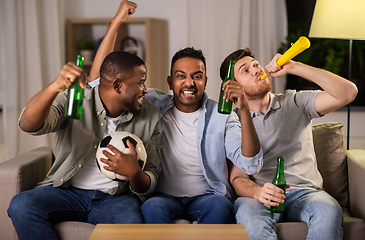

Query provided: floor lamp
[309,0,365,150]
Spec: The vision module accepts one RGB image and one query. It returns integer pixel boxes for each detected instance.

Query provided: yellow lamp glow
[309,0,365,149]
[309,0,365,40]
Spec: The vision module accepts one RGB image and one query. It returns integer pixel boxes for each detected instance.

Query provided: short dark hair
[220,48,254,81]
[100,51,145,81]
[170,47,206,75]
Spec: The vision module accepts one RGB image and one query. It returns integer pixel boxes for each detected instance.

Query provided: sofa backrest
[312,122,348,208]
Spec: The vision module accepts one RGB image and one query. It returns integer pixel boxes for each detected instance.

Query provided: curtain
[187,0,288,101]
[0,0,287,161]
[0,0,64,160]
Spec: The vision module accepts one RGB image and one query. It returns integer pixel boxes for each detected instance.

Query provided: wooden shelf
[66,18,169,92]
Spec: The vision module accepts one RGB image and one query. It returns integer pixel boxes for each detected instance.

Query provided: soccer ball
[96,131,147,181]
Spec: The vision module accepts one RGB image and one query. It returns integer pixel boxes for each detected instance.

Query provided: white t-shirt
[70,115,121,192]
[156,106,211,197]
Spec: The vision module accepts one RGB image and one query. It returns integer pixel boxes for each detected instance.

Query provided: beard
[122,96,142,115]
[126,102,141,115]
[244,80,273,101]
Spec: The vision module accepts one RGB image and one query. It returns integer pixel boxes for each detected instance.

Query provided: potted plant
[77,37,96,62]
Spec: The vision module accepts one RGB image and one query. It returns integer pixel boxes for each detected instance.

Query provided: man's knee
[141,196,164,214]
[8,191,36,219]
[91,195,143,224]
[310,191,343,221]
[303,192,343,239]
[313,198,343,224]
[107,208,144,224]
[205,195,234,219]
[140,195,177,223]
[234,197,277,240]
[234,197,263,216]
[208,195,233,210]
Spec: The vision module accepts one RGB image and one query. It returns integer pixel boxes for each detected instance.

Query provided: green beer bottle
[270,156,286,213]
[65,55,84,119]
[218,60,235,114]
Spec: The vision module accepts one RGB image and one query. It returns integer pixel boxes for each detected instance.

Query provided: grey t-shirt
[235,90,323,192]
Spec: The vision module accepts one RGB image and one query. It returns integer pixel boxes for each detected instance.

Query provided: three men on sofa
[8,1,357,240]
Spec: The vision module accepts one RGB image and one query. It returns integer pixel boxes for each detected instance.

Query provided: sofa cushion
[53,222,95,240]
[342,208,365,240]
[275,222,308,240]
[312,122,348,208]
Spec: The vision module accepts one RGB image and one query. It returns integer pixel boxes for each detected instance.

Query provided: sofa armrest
[0,146,53,240]
[346,149,365,221]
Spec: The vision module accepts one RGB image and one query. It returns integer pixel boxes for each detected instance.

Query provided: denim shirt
[146,89,263,199]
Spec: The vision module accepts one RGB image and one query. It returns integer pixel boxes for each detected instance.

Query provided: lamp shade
[309,0,365,40]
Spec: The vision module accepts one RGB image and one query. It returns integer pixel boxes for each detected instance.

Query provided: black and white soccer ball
[96,131,147,181]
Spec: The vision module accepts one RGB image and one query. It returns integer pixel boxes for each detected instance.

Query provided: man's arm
[19,63,85,132]
[101,116,162,195]
[264,54,358,116]
[88,0,137,82]
[222,80,261,157]
[229,164,284,207]
[101,142,151,193]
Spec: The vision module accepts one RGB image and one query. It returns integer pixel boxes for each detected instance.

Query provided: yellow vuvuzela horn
[261,36,311,80]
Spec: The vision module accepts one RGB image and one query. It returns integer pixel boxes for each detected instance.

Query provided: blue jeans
[234,188,343,240]
[140,192,234,223]
[7,185,143,240]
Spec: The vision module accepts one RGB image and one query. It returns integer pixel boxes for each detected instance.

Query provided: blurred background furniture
[66,17,169,93]
[1,122,365,240]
